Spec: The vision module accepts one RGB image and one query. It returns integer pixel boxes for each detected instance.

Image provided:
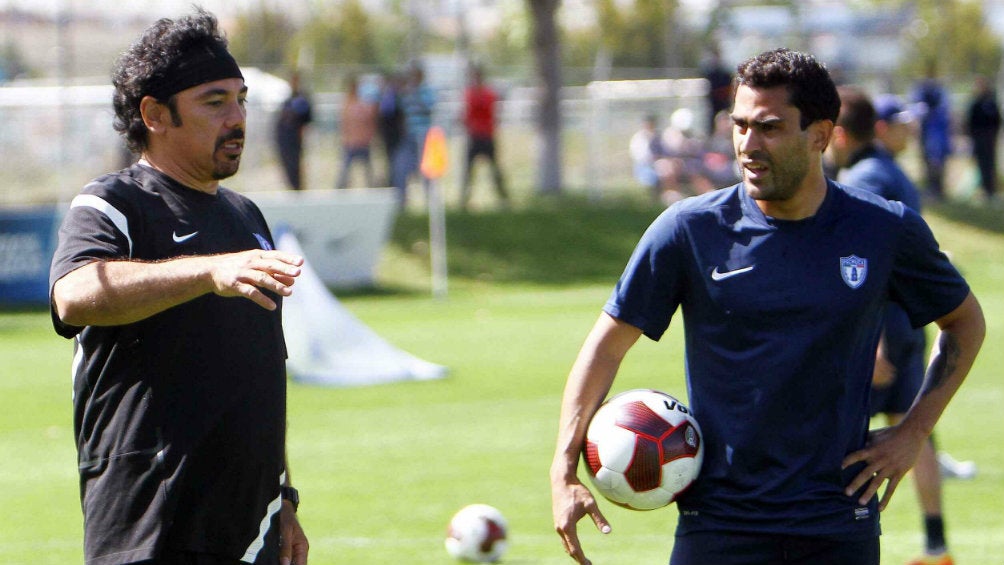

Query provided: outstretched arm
[843,291,985,510]
[52,249,303,327]
[551,313,642,565]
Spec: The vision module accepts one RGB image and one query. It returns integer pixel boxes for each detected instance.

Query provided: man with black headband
[49,9,309,565]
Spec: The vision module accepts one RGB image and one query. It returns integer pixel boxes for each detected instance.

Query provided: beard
[212,128,244,180]
[740,149,809,203]
[211,157,241,180]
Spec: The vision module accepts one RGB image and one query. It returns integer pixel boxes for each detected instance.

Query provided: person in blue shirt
[273,70,313,190]
[830,86,955,565]
[874,94,980,488]
[873,94,916,157]
[392,61,437,207]
[911,64,953,201]
[550,48,986,565]
[832,87,921,210]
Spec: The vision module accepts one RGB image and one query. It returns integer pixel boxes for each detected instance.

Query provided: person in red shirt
[461,65,509,210]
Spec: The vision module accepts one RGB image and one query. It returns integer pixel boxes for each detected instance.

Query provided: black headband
[146,42,244,101]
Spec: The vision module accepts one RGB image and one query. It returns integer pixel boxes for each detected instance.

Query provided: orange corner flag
[420,126,449,180]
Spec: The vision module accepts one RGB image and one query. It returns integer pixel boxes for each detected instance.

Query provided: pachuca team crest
[840,255,867,289]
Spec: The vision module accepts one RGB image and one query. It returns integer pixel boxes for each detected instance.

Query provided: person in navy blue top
[832,87,922,211]
[831,86,956,565]
[550,48,986,565]
[966,75,1002,202]
[911,63,953,201]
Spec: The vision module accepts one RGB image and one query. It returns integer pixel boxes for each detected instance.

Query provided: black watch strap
[281,485,299,512]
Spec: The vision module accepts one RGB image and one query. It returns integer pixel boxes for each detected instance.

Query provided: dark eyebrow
[755,116,784,126]
[196,88,228,99]
[195,86,248,100]
[733,115,785,128]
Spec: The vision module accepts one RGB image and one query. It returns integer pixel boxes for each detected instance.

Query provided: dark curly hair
[735,48,840,130]
[111,8,230,154]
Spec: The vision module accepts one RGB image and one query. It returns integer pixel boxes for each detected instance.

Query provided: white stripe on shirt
[70,193,133,257]
[241,471,286,563]
[70,335,84,401]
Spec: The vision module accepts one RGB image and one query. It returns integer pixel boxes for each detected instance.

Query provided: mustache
[740,150,769,162]
[215,129,245,150]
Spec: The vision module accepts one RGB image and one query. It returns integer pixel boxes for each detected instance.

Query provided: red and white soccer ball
[445,503,508,563]
[583,389,703,510]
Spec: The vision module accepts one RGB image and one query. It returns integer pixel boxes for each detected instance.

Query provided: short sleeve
[888,208,970,328]
[603,206,687,341]
[49,191,134,338]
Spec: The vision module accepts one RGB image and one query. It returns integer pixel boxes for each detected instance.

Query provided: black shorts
[134,551,252,565]
[670,531,880,565]
[467,136,497,161]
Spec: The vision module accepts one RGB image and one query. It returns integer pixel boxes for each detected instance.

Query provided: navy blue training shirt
[604,181,969,539]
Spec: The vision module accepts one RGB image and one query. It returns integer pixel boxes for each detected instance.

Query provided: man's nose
[224,100,246,129]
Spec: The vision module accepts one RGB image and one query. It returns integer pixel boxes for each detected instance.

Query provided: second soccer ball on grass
[445,503,508,563]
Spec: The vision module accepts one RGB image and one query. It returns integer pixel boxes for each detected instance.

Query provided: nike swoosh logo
[172,231,199,243]
[711,265,755,281]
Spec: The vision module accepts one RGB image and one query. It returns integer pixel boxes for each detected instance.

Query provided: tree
[479,2,533,70]
[899,0,1002,81]
[596,0,624,60]
[527,0,563,194]
[597,0,667,69]
[297,0,378,77]
[229,1,414,85]
[368,9,414,71]
[228,8,297,69]
[592,0,701,74]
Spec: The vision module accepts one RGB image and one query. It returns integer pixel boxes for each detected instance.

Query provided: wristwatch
[281,485,299,512]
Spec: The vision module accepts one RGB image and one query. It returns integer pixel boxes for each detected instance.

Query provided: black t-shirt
[50,163,287,564]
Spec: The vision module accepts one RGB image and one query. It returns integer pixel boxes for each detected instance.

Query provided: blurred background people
[966,75,1002,204]
[393,61,437,206]
[874,93,981,484]
[377,71,405,188]
[274,70,313,190]
[831,86,959,565]
[629,114,666,202]
[912,63,953,200]
[337,74,377,189]
[700,47,733,137]
[874,94,916,156]
[701,109,741,188]
[630,109,734,206]
[658,107,715,203]
[460,64,509,211]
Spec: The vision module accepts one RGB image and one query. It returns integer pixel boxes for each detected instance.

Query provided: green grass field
[1,196,1001,564]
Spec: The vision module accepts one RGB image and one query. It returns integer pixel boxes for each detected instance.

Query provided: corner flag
[420,126,449,180]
